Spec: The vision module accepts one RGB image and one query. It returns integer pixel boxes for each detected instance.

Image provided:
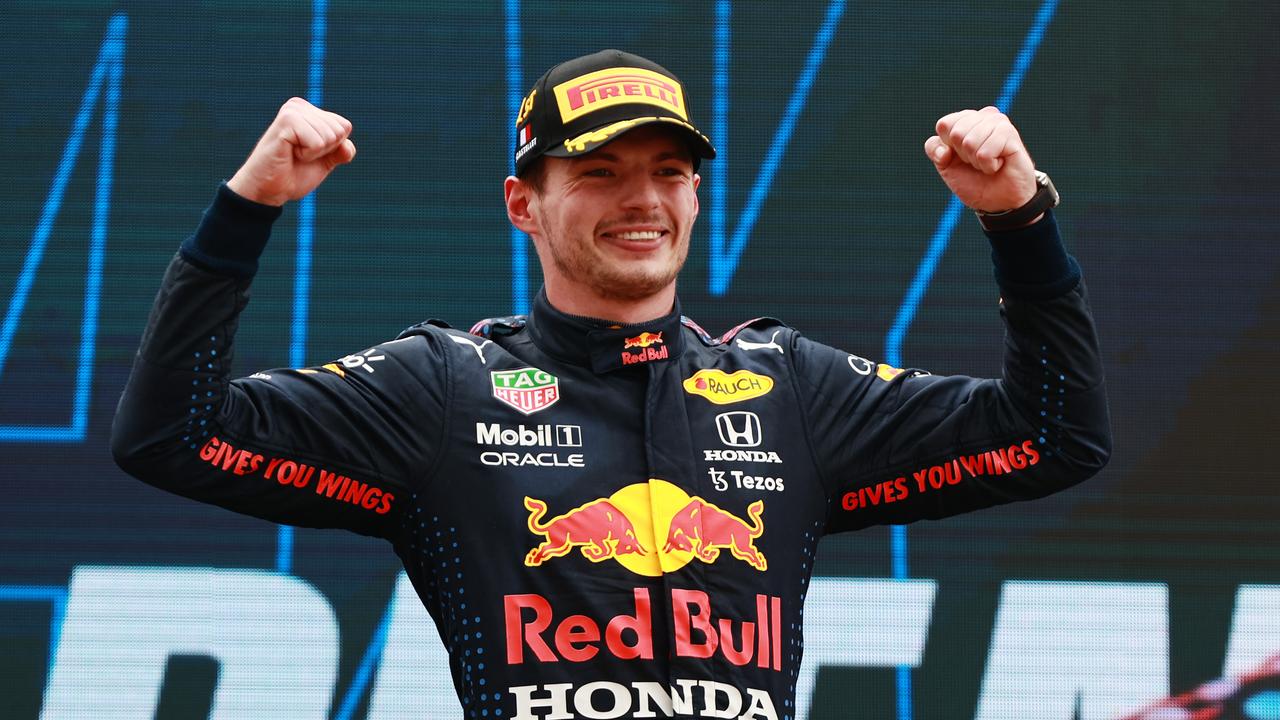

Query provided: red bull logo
[623,331,663,349]
[553,67,687,123]
[504,587,783,675]
[662,498,767,571]
[524,497,647,566]
[620,331,669,366]
[523,480,765,576]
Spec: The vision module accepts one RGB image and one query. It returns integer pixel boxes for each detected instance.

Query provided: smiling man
[508,124,700,320]
[113,49,1110,719]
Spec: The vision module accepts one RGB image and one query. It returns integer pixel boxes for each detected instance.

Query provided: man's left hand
[925,106,1037,213]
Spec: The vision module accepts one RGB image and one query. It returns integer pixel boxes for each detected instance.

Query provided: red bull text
[504,587,782,670]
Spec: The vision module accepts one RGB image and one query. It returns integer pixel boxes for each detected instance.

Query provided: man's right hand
[226,97,356,207]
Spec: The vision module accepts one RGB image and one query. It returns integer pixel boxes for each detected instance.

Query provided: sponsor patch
[523,479,765,576]
[841,440,1042,512]
[735,330,784,354]
[715,411,761,447]
[505,678,780,720]
[196,436,394,515]
[476,422,584,468]
[876,363,905,382]
[553,67,686,123]
[707,466,785,493]
[620,331,669,366]
[624,331,663,349]
[492,368,561,415]
[515,133,538,161]
[450,334,493,364]
[847,354,874,375]
[703,449,782,463]
[682,369,773,405]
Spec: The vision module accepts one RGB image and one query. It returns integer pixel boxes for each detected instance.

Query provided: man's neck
[543,284,677,325]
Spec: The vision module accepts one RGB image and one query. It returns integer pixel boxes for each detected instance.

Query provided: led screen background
[2,1,1279,718]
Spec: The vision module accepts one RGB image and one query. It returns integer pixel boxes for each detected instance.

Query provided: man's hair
[516,156,547,195]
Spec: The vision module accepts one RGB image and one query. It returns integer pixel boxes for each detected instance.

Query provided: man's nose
[619,173,661,210]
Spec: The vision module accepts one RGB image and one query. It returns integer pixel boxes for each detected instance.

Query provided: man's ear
[505,176,539,236]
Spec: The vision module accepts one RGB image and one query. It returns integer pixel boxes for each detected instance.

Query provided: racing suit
[112,184,1111,720]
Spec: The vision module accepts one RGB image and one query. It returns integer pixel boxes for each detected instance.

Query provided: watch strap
[975,171,1059,232]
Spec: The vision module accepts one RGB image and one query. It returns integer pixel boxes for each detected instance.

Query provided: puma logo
[450,334,493,364]
[735,330,783,355]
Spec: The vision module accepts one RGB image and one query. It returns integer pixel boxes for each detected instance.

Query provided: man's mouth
[603,230,666,241]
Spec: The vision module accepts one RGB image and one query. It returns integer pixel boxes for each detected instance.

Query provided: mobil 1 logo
[476,422,585,468]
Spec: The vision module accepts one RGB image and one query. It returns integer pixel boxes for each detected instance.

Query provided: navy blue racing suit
[112,184,1110,720]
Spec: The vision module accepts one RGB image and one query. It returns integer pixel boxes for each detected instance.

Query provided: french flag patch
[518,125,532,145]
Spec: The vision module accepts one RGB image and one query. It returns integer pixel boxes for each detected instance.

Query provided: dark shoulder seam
[783,331,842,522]
[396,328,454,544]
[681,316,788,347]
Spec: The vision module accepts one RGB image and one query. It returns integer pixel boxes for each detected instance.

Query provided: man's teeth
[609,231,663,240]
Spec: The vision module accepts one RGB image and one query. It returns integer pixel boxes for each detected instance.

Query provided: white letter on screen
[41,566,338,720]
[1223,584,1280,677]
[794,577,936,720]
[975,581,1167,720]
[366,572,457,719]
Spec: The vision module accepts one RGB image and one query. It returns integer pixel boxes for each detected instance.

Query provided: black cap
[513,49,717,175]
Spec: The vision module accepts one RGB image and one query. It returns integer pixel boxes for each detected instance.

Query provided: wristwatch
[974,170,1059,232]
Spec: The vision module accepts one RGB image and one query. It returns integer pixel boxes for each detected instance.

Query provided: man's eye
[583,168,613,177]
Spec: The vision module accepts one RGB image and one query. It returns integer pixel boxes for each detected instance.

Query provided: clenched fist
[226,97,356,207]
[924,106,1037,214]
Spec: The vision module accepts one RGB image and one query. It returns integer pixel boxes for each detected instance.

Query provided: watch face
[1038,172,1060,208]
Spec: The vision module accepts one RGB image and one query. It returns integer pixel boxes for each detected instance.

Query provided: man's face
[518,125,701,303]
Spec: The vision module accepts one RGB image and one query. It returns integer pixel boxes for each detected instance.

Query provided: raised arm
[799,108,1111,532]
[111,100,444,540]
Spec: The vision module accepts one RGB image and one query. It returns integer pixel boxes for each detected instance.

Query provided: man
[113,49,1109,720]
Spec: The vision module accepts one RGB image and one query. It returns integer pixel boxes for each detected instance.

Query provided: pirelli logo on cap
[553,67,687,123]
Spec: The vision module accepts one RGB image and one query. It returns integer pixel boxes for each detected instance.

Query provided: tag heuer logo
[491,368,561,415]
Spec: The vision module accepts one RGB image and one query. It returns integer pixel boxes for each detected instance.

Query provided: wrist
[226,171,287,207]
[986,209,1080,300]
[974,171,1058,232]
[178,183,284,279]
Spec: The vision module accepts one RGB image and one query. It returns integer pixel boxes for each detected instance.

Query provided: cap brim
[543,116,716,161]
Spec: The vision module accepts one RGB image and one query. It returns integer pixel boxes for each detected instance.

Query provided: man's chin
[589,269,679,302]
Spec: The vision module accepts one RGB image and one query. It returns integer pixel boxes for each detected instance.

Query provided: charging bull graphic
[524,482,766,575]
[663,498,767,571]
[524,496,648,566]
[623,331,663,349]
